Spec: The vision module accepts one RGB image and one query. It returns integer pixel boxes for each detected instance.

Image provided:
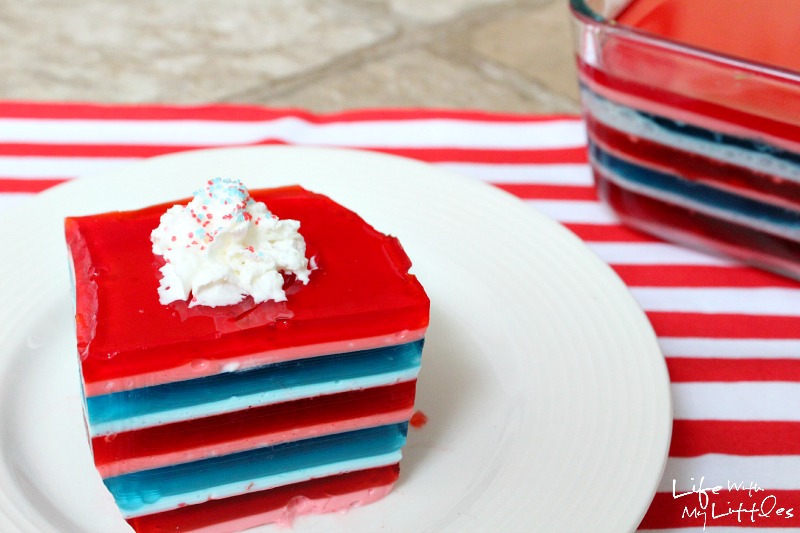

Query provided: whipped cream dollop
[151,178,311,307]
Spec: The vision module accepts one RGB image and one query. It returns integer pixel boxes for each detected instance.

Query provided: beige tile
[0,0,395,102]
[470,0,580,102]
[258,47,566,113]
[0,0,582,112]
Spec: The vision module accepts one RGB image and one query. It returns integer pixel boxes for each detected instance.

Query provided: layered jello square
[65,181,429,532]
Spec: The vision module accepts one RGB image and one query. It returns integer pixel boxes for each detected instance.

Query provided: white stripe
[661,454,800,491]
[526,199,619,224]
[661,338,800,359]
[588,242,734,266]
[1,158,593,184]
[631,287,800,316]
[672,382,800,421]
[435,162,593,185]
[0,117,587,149]
[0,193,33,212]
[0,156,139,178]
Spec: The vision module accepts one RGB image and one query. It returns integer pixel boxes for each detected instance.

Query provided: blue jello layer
[590,143,800,240]
[87,340,423,436]
[580,88,800,184]
[642,112,800,168]
[104,422,409,518]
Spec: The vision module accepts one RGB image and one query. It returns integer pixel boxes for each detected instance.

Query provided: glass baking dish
[569,0,800,280]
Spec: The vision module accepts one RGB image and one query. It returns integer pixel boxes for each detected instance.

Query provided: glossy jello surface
[65,186,430,394]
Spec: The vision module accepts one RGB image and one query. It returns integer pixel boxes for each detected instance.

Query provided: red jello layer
[65,186,430,395]
[615,0,800,73]
[92,381,417,478]
[125,464,400,533]
[585,114,800,210]
[577,59,800,150]
[595,171,800,276]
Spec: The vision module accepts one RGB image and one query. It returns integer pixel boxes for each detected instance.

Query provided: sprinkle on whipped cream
[151,178,311,307]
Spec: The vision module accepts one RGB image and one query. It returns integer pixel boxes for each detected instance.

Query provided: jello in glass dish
[65,179,429,532]
[569,0,800,279]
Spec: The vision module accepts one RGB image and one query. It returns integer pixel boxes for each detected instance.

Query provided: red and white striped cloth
[2,102,799,531]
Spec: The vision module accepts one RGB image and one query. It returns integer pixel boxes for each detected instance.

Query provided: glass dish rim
[568,0,800,82]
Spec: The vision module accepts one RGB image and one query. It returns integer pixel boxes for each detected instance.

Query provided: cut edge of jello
[66,182,429,532]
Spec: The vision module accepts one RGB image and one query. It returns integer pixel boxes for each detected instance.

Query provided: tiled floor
[0,0,579,113]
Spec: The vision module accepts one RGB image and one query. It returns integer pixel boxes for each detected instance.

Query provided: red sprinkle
[410,410,428,428]
[171,236,177,242]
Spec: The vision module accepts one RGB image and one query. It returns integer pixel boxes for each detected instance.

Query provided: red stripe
[647,312,800,339]
[670,420,800,457]
[0,178,68,193]
[640,490,800,529]
[0,142,588,164]
[0,142,190,158]
[385,146,588,164]
[565,223,660,242]
[0,101,581,123]
[612,265,800,288]
[493,183,598,200]
[667,357,800,383]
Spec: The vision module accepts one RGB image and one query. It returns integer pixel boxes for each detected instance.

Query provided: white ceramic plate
[0,146,670,532]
